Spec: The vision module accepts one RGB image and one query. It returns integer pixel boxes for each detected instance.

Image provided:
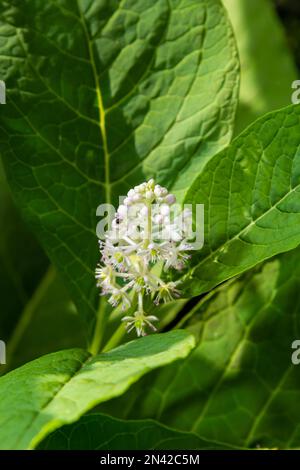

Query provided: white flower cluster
[96,179,192,337]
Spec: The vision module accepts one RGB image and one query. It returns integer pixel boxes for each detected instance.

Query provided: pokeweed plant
[0,0,300,451]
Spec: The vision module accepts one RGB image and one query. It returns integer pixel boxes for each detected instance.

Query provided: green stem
[2,265,56,374]
[89,297,108,355]
[138,292,144,313]
[102,323,126,352]
[143,201,152,249]
[102,293,138,352]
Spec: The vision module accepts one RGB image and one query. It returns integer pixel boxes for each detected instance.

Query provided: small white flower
[140,205,149,217]
[117,204,127,218]
[123,197,131,205]
[160,204,170,216]
[95,179,192,337]
[153,213,164,224]
[154,282,180,304]
[165,193,176,205]
[122,312,159,337]
[154,185,162,197]
[145,190,153,200]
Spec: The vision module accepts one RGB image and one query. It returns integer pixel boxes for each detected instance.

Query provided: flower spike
[96,180,192,336]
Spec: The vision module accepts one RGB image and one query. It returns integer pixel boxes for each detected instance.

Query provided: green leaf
[0,160,48,340]
[223,0,297,134]
[0,0,239,330]
[125,249,300,449]
[0,330,195,450]
[181,104,300,298]
[39,413,235,450]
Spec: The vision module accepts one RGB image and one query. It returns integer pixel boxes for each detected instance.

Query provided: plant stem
[89,296,108,355]
[1,265,56,374]
[102,293,138,352]
[138,292,144,312]
[143,201,152,248]
[102,323,126,352]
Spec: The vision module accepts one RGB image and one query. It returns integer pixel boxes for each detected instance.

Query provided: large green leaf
[0,0,239,331]
[125,249,300,449]
[0,160,48,341]
[181,104,300,297]
[0,329,195,450]
[39,413,235,450]
[223,0,297,135]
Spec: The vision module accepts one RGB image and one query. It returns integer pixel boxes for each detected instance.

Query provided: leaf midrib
[76,1,111,205]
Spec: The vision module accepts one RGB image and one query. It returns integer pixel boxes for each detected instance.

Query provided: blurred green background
[275,0,300,69]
